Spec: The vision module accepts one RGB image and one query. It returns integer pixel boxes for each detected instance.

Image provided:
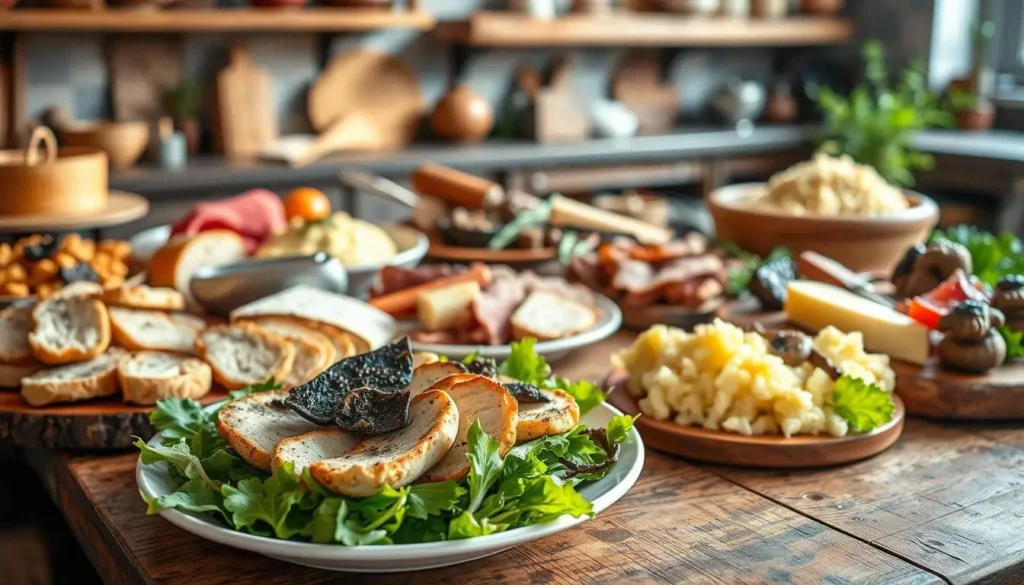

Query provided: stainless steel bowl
[190,253,348,317]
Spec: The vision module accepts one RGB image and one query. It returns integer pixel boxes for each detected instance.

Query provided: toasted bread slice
[516,388,580,443]
[272,428,362,474]
[215,390,321,471]
[0,306,34,365]
[109,307,206,355]
[511,291,597,341]
[413,352,440,367]
[409,361,468,397]
[235,314,357,360]
[308,390,459,497]
[21,349,125,407]
[420,378,518,483]
[195,323,294,390]
[0,362,42,388]
[149,231,247,295]
[102,285,186,312]
[118,351,213,405]
[234,317,337,387]
[28,295,111,365]
[425,373,479,394]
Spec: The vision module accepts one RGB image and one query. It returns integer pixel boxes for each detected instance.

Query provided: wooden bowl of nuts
[0,233,134,303]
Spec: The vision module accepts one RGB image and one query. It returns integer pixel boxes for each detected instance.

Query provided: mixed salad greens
[136,340,635,545]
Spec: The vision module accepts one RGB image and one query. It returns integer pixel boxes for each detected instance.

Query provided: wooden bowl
[708,183,939,274]
[0,126,108,217]
[61,121,149,171]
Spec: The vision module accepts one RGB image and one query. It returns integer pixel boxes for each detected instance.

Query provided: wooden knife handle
[797,251,874,291]
[410,164,504,210]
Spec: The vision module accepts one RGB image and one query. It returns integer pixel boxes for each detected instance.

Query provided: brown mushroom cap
[768,330,813,367]
[993,275,1024,312]
[938,300,999,340]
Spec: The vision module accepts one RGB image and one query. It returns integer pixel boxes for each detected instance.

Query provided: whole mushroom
[991,275,1024,332]
[893,240,973,299]
[936,300,1006,374]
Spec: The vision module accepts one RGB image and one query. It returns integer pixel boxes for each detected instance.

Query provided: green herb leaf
[306,498,391,546]
[488,199,553,250]
[141,477,228,522]
[448,512,506,540]
[150,398,210,444]
[545,378,605,415]
[606,414,639,444]
[931,225,1024,287]
[498,338,551,386]
[349,484,408,532]
[221,462,310,539]
[407,482,466,520]
[134,438,222,492]
[833,375,895,433]
[228,378,283,401]
[1000,326,1024,362]
[465,420,504,514]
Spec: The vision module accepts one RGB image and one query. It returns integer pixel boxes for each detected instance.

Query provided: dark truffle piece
[502,382,551,404]
[750,256,797,311]
[335,387,412,435]
[23,234,64,262]
[463,356,498,378]
[58,262,99,284]
[286,337,414,426]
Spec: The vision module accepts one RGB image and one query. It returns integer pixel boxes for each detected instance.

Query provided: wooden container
[61,121,149,171]
[0,126,109,218]
[708,183,939,274]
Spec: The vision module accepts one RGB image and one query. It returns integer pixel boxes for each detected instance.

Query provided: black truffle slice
[286,337,414,425]
[464,356,498,378]
[750,256,797,311]
[502,382,551,404]
[23,234,64,262]
[58,262,99,284]
[335,387,412,435]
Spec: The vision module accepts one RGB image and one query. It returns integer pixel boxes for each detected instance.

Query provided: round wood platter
[605,371,905,468]
[0,388,228,450]
[0,191,149,233]
[893,359,1024,420]
[425,233,557,265]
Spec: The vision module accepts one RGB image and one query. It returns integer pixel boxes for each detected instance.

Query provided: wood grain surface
[25,331,1024,584]
[893,358,1024,419]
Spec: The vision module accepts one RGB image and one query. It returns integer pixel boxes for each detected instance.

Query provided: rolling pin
[410,164,505,210]
[548,195,673,245]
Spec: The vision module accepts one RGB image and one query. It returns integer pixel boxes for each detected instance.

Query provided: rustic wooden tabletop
[22,331,1024,585]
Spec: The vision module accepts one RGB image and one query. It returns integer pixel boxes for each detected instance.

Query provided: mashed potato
[612,320,894,438]
[257,212,398,265]
[751,153,909,216]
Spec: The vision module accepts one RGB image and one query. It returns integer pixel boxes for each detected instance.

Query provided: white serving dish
[136,402,644,572]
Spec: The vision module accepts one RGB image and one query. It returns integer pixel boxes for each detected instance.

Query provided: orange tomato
[284,187,331,222]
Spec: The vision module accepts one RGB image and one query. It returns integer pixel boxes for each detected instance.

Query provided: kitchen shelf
[435,12,856,47]
[0,8,435,32]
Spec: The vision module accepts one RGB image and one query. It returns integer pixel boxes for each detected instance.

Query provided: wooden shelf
[435,12,856,47]
[0,8,435,32]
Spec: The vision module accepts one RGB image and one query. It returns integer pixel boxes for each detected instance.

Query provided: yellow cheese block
[785,280,931,365]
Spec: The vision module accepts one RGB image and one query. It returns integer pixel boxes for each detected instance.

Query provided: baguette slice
[148,231,247,295]
[0,306,34,365]
[308,390,459,497]
[109,307,206,355]
[118,351,213,405]
[102,285,186,312]
[21,349,125,407]
[409,361,468,397]
[29,295,111,365]
[216,390,321,471]
[515,388,580,443]
[420,377,518,483]
[272,428,361,474]
[510,291,597,341]
[0,362,42,388]
[235,314,358,360]
[234,317,337,387]
[195,323,294,390]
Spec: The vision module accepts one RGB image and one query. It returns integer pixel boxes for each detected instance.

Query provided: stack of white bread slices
[216,354,581,497]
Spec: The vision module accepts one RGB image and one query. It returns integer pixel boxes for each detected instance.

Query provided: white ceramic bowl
[137,402,644,572]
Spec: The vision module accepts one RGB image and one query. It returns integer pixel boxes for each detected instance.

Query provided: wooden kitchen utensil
[307,50,424,149]
[214,42,277,161]
[261,111,383,167]
[530,56,590,143]
[612,50,678,135]
[410,163,505,210]
[109,36,183,122]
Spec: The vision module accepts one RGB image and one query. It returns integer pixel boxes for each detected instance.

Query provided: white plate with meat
[136,402,644,572]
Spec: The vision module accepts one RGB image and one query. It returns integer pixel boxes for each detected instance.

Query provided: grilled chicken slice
[271,427,361,474]
[215,390,320,471]
[408,361,468,397]
[308,389,459,497]
[420,377,518,484]
[515,388,580,443]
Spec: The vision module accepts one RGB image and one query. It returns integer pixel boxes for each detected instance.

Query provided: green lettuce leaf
[221,462,310,539]
[464,420,504,514]
[498,338,550,386]
[305,498,391,546]
[141,477,228,522]
[833,375,895,433]
[607,414,638,444]
[1000,326,1024,362]
[545,378,605,415]
[134,438,221,492]
[406,482,466,520]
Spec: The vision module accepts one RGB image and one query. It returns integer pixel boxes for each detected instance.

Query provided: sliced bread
[118,351,213,405]
[234,316,337,387]
[216,390,322,471]
[195,323,294,390]
[0,362,42,388]
[510,291,597,342]
[102,285,186,312]
[28,295,111,365]
[0,305,34,365]
[272,428,362,474]
[21,348,125,407]
[109,307,206,355]
[516,388,580,443]
[148,231,247,295]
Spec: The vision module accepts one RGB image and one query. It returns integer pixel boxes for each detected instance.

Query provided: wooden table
[23,332,1024,585]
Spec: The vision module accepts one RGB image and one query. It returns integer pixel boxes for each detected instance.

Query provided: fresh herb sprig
[721,242,791,296]
[832,375,895,432]
[930,225,1024,288]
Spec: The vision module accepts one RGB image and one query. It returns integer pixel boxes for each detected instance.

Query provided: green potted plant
[163,79,203,155]
[948,89,995,131]
[809,40,953,187]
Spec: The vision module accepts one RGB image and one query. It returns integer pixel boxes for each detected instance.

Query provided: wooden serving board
[619,298,721,331]
[425,231,557,265]
[0,389,228,450]
[215,43,277,161]
[606,371,905,468]
[893,359,1024,420]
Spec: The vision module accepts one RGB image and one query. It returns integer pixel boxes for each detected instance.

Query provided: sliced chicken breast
[426,373,479,394]
[272,428,361,474]
[308,390,459,497]
[515,388,580,443]
[215,390,320,471]
[408,361,468,397]
[420,377,518,484]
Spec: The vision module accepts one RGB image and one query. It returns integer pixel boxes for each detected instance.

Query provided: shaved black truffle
[286,337,414,426]
[502,382,551,404]
[463,356,498,378]
[335,387,412,435]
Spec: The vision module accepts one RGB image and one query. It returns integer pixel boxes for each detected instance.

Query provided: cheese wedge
[784,280,930,365]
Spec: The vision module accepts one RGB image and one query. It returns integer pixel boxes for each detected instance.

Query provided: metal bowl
[190,253,348,317]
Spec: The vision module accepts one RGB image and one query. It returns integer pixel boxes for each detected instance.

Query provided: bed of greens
[135,340,636,546]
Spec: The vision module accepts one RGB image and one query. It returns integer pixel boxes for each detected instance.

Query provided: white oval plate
[405,294,623,362]
[137,402,644,572]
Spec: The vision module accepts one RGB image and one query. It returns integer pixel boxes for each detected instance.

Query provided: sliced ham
[171,189,286,253]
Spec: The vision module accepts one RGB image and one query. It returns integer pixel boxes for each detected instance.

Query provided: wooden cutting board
[893,359,1024,420]
[612,50,678,135]
[307,50,424,149]
[109,36,183,122]
[215,43,277,161]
